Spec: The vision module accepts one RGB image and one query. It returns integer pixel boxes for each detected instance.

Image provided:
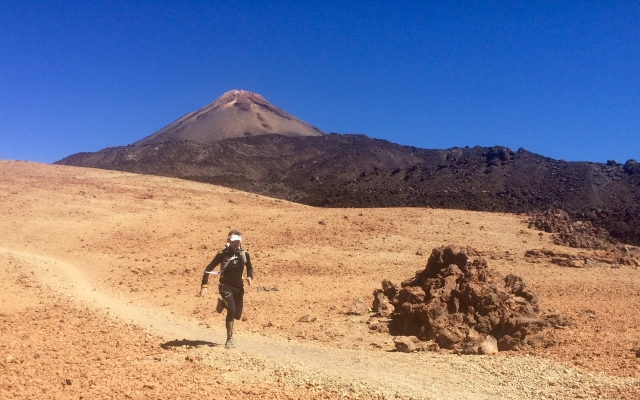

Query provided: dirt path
[3,245,638,400]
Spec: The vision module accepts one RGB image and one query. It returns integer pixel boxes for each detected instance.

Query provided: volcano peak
[136,90,324,145]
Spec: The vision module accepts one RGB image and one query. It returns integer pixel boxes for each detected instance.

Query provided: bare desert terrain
[1,160,640,399]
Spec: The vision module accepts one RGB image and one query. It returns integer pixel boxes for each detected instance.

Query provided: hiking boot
[216,298,226,314]
[224,338,235,348]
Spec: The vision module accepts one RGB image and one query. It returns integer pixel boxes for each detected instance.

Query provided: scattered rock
[527,209,618,250]
[298,315,316,323]
[478,335,498,355]
[377,301,394,318]
[5,355,15,363]
[347,298,368,315]
[367,316,390,333]
[33,353,40,359]
[370,324,389,333]
[497,316,546,350]
[393,336,423,352]
[136,193,153,200]
[545,314,569,327]
[372,289,395,317]
[65,378,73,385]
[381,280,398,302]
[568,259,586,268]
[525,248,635,269]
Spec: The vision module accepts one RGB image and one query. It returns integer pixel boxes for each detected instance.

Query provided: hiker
[199,230,253,348]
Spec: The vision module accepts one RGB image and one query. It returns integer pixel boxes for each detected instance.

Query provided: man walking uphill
[199,230,253,348]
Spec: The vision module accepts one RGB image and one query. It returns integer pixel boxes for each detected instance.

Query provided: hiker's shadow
[161,339,219,349]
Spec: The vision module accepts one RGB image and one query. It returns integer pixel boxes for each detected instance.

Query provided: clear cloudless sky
[1,1,638,163]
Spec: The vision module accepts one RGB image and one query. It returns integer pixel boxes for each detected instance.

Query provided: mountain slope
[56,134,640,246]
[135,90,324,145]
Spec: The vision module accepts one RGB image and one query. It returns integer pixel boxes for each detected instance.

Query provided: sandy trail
[3,245,636,400]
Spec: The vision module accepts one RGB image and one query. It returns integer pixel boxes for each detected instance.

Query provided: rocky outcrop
[528,209,618,250]
[377,246,559,354]
[524,248,640,268]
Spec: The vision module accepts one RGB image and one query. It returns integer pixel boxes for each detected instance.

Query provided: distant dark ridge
[55,133,640,246]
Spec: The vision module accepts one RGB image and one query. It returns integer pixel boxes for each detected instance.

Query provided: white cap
[228,234,242,242]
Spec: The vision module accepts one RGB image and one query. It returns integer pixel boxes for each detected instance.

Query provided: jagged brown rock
[393,336,424,353]
[524,247,640,269]
[527,209,618,250]
[379,246,557,353]
[347,298,368,315]
[478,335,498,355]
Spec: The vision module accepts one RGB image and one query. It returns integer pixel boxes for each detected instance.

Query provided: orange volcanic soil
[1,160,639,399]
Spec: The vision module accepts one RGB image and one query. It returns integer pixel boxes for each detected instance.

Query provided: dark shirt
[201,246,253,288]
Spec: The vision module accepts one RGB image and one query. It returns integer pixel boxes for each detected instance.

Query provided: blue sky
[1,1,638,163]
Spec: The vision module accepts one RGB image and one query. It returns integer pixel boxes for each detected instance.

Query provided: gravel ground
[1,160,640,399]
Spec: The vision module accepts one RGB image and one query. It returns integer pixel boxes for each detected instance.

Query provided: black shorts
[219,282,244,322]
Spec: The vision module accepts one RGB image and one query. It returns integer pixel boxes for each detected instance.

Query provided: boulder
[347,298,368,315]
[372,290,386,311]
[372,289,395,317]
[436,328,465,349]
[478,335,498,355]
[378,301,395,318]
[454,328,485,355]
[376,246,557,354]
[369,323,390,333]
[393,336,423,353]
[381,279,398,301]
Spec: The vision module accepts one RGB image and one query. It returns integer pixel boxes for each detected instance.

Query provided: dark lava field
[56,133,640,246]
